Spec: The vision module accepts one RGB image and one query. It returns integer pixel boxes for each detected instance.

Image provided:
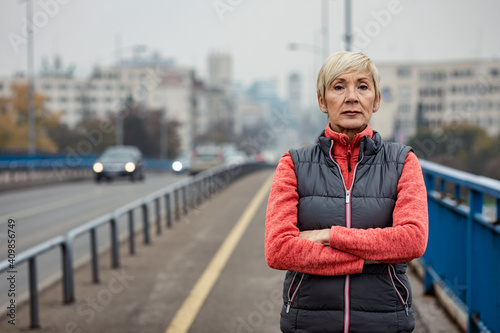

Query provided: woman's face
[318,70,380,139]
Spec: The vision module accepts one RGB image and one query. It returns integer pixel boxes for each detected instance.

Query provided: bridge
[0,160,498,332]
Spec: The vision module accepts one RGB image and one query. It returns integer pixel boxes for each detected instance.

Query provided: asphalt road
[0,169,460,333]
[0,171,188,312]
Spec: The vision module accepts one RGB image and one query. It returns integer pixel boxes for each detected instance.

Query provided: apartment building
[372,59,500,143]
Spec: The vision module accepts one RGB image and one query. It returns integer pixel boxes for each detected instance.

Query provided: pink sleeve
[328,151,429,263]
[265,153,365,276]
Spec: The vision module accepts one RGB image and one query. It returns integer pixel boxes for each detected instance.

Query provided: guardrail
[0,161,269,329]
[0,155,174,186]
[419,159,500,333]
[0,154,174,171]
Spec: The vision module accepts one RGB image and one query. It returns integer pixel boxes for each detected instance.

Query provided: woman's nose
[345,86,358,103]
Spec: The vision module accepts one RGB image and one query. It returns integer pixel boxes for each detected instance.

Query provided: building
[373,59,500,143]
[207,52,232,96]
[0,53,200,154]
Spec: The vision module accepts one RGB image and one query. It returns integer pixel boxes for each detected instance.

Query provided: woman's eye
[359,84,368,90]
[333,85,343,90]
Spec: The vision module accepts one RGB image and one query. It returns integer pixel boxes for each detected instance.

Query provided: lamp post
[321,0,330,59]
[23,0,36,154]
[345,0,352,51]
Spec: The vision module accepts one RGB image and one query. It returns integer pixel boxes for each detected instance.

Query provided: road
[0,169,461,333]
[0,171,188,312]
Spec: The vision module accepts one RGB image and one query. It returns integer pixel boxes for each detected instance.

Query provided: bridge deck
[0,169,461,332]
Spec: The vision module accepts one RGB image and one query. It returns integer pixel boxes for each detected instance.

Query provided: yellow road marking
[164,174,274,333]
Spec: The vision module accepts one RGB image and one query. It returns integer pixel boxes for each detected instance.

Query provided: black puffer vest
[281,131,415,333]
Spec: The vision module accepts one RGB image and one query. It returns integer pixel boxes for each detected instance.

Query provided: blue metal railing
[0,154,174,171]
[0,161,269,329]
[420,159,500,333]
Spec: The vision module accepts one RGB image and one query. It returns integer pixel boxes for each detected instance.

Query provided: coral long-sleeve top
[265,124,429,276]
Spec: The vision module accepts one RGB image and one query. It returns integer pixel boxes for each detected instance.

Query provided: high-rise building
[207,52,232,96]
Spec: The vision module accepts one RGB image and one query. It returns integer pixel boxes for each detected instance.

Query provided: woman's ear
[373,93,381,112]
[318,95,327,112]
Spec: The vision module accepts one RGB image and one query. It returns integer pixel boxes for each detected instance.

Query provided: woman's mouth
[343,110,361,116]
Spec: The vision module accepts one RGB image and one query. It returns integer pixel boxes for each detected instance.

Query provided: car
[189,145,224,175]
[92,145,145,183]
[172,153,192,174]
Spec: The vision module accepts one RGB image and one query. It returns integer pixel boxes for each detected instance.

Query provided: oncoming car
[92,145,145,183]
[189,145,224,175]
[172,153,191,174]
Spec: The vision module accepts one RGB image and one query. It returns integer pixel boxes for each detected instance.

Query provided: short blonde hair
[316,51,380,106]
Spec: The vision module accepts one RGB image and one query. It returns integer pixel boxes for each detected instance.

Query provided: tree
[408,122,495,177]
[123,112,158,157]
[0,83,60,152]
[49,117,117,156]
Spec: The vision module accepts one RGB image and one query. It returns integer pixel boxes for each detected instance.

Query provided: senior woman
[265,51,428,333]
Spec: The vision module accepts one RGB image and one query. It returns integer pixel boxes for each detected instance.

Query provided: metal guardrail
[0,161,269,329]
[419,159,500,333]
[0,155,173,171]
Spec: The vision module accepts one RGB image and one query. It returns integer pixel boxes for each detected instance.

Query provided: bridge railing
[0,161,269,329]
[419,159,500,333]
[0,154,175,186]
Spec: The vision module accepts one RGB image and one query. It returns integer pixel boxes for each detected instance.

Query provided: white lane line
[0,188,108,224]
[164,174,274,333]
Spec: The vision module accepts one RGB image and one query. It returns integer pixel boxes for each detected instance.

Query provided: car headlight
[172,161,183,172]
[93,162,103,173]
[125,162,136,172]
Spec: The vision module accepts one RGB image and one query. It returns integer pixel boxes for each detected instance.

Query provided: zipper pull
[405,303,409,316]
[345,190,350,204]
[286,302,291,313]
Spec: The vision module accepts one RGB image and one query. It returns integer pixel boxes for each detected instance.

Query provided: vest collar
[318,124,383,158]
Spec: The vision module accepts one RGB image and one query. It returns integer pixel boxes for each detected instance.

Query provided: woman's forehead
[331,70,373,83]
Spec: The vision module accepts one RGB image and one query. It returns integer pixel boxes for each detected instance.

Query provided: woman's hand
[299,229,331,245]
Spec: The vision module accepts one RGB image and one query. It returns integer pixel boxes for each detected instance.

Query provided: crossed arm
[264,152,428,276]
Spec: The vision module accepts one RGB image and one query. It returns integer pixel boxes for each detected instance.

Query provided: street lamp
[19,0,36,155]
[345,0,352,51]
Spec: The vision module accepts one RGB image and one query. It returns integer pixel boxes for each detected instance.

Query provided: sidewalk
[0,169,461,332]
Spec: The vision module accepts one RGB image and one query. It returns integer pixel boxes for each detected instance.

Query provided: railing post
[191,182,196,208]
[182,185,188,216]
[142,202,151,244]
[439,178,446,194]
[496,198,500,222]
[467,189,483,332]
[423,172,435,295]
[424,263,434,295]
[90,228,99,283]
[165,193,172,228]
[128,210,135,255]
[28,257,40,329]
[197,180,203,206]
[174,188,180,221]
[425,173,435,191]
[155,197,161,235]
[110,215,120,268]
[455,184,461,201]
[62,237,75,303]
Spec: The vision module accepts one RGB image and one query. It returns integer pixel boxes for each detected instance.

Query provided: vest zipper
[286,272,304,313]
[329,140,364,333]
[347,145,352,173]
[388,264,410,316]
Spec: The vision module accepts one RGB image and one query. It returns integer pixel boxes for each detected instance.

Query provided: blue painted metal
[0,154,174,170]
[420,159,500,333]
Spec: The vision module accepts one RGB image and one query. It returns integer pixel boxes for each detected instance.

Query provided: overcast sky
[1,0,499,100]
